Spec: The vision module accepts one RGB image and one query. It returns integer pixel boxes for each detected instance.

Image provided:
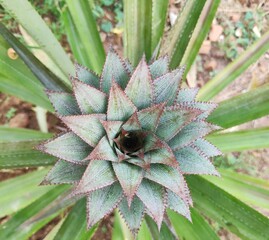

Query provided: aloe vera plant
[0,0,269,239]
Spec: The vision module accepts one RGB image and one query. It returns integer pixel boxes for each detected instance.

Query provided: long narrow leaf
[123,0,152,65]
[112,210,133,240]
[0,169,51,217]
[137,220,152,240]
[208,84,269,128]
[160,0,206,69]
[181,0,220,77]
[0,0,74,81]
[54,198,98,240]
[61,8,92,68]
[207,127,269,152]
[0,23,71,92]
[168,208,219,240]
[204,169,269,210]
[198,31,269,101]
[0,185,69,240]
[188,176,269,240]
[66,0,105,74]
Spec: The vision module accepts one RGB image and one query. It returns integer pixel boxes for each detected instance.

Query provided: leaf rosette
[37,49,221,234]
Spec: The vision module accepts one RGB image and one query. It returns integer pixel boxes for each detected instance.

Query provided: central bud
[114,129,145,154]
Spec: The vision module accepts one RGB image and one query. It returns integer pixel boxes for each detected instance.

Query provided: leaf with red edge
[153,67,184,105]
[192,138,221,157]
[46,91,80,116]
[87,182,122,228]
[72,79,107,114]
[156,105,201,141]
[125,57,153,109]
[136,179,165,229]
[73,160,116,195]
[174,146,220,176]
[119,196,145,234]
[61,114,106,147]
[87,136,118,162]
[167,190,191,221]
[145,164,186,200]
[37,132,92,164]
[149,56,169,79]
[176,88,199,103]
[168,120,220,151]
[75,62,99,88]
[100,120,123,145]
[182,101,217,120]
[101,49,130,93]
[137,103,165,132]
[107,81,137,121]
[41,160,87,185]
[112,162,144,206]
[121,112,141,131]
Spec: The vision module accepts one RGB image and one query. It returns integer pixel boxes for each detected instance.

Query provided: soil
[0,0,269,239]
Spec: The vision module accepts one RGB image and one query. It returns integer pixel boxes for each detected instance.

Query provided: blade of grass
[0,23,71,92]
[0,169,52,218]
[188,175,269,240]
[0,0,74,82]
[123,0,152,65]
[181,0,220,77]
[0,185,69,240]
[151,0,169,55]
[61,8,92,69]
[198,31,269,101]
[168,208,219,240]
[137,220,152,240]
[204,169,269,210]
[207,127,269,152]
[66,0,105,74]
[208,83,269,128]
[43,218,66,240]
[160,0,206,69]
[54,198,98,240]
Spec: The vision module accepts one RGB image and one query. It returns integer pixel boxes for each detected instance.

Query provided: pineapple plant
[0,0,269,239]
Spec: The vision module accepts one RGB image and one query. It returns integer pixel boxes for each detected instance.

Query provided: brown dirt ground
[0,0,269,239]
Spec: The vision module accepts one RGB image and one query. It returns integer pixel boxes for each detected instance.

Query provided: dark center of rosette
[114,129,145,154]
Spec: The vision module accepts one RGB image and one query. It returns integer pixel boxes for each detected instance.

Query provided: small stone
[204,59,217,71]
[199,40,211,55]
[209,25,223,42]
[9,113,29,128]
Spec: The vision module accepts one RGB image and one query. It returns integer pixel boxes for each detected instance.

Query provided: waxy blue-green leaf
[168,121,220,150]
[207,83,269,128]
[167,190,191,220]
[0,169,52,218]
[113,162,144,206]
[38,132,91,164]
[88,136,118,162]
[74,63,99,88]
[137,179,165,229]
[54,198,98,240]
[125,58,153,109]
[153,68,184,105]
[156,106,201,141]
[87,182,122,228]
[160,0,207,69]
[119,196,145,234]
[138,103,165,132]
[73,160,116,195]
[107,81,137,121]
[149,56,169,79]
[61,114,105,147]
[207,127,269,152]
[46,91,80,116]
[42,160,87,185]
[145,165,186,200]
[0,0,74,81]
[101,120,123,145]
[121,112,141,132]
[0,185,69,240]
[72,79,107,114]
[174,146,219,176]
[101,49,130,93]
[66,0,105,74]
[168,208,219,240]
[188,176,269,240]
[0,22,71,92]
[176,88,199,103]
[112,210,133,240]
[192,138,221,157]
